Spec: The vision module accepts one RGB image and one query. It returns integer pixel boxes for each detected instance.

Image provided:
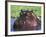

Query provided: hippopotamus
[13,10,41,31]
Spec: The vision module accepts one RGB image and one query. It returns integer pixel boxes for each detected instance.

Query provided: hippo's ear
[21,9,23,12]
[21,9,23,14]
[21,9,22,12]
[31,10,33,13]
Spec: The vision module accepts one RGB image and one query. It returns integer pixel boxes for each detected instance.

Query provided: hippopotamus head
[13,10,41,31]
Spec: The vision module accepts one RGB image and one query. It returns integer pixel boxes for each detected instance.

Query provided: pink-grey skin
[13,10,41,31]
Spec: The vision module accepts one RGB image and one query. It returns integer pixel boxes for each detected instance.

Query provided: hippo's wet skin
[13,10,41,31]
